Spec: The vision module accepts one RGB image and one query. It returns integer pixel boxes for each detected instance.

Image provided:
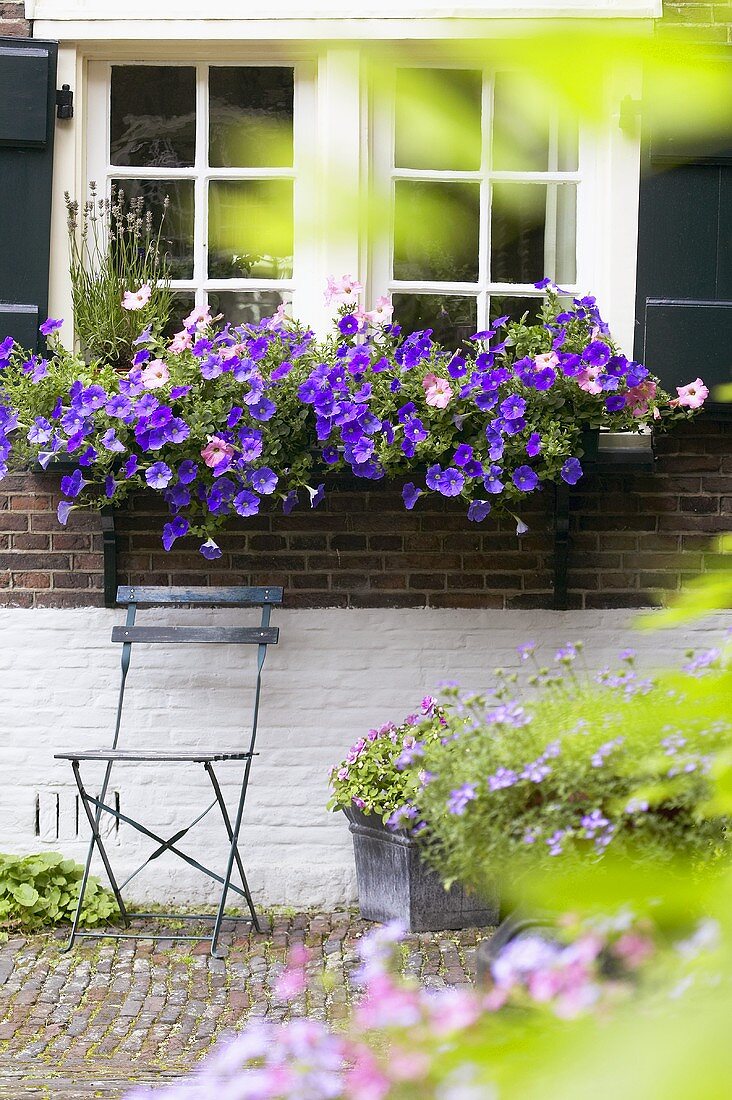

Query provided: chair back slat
[111,626,279,646]
[116,585,283,607]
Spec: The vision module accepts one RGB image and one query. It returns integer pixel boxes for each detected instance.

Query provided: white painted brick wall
[0,607,727,908]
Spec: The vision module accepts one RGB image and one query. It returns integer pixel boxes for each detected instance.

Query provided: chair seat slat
[55,749,254,762]
[111,626,279,645]
[117,585,283,607]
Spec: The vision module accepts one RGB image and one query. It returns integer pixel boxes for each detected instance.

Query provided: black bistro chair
[55,584,282,957]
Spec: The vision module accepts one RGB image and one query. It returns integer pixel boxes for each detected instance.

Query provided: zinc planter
[344,806,499,933]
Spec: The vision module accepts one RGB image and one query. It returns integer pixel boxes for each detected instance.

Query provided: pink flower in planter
[168,328,192,353]
[324,274,364,306]
[422,373,453,408]
[201,435,235,467]
[676,377,708,409]
[122,283,151,311]
[625,379,657,416]
[535,351,559,369]
[183,305,212,330]
[576,365,603,395]
[365,296,394,325]
[140,359,169,389]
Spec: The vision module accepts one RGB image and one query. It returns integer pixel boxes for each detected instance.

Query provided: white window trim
[50,43,640,353]
[86,59,319,327]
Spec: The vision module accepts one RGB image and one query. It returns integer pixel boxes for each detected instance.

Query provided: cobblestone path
[0,911,485,1099]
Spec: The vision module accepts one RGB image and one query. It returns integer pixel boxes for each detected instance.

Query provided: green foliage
[0,851,118,934]
[327,705,448,821]
[65,183,173,368]
[411,647,731,896]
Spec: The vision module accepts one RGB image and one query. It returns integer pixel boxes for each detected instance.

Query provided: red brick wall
[1,418,729,610]
[0,3,31,36]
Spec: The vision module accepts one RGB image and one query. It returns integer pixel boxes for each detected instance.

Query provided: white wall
[0,606,727,908]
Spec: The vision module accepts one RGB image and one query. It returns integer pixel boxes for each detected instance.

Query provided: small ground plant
[0,851,118,935]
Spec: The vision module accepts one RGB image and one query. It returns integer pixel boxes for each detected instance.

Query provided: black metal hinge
[56,85,73,120]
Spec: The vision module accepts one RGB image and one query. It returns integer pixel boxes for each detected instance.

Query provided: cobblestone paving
[0,911,485,1099]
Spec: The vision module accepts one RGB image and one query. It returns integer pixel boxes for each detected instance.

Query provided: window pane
[490,182,576,285]
[209,67,294,168]
[164,292,196,336]
[208,180,293,279]
[489,295,543,325]
[207,290,292,327]
[395,68,482,172]
[393,294,477,346]
[393,181,480,282]
[492,71,578,172]
[111,178,194,279]
[110,66,196,168]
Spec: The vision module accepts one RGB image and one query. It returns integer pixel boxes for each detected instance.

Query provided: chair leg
[204,763,260,937]
[71,761,130,932]
[209,768,259,957]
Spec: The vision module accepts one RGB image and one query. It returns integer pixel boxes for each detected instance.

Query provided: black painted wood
[116,585,283,606]
[0,37,58,353]
[635,56,732,394]
[111,626,279,645]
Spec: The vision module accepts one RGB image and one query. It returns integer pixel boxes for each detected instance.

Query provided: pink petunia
[140,359,170,389]
[365,296,394,326]
[676,377,708,409]
[183,305,212,330]
[201,435,235,467]
[168,328,192,353]
[422,373,453,409]
[324,274,364,306]
[576,366,603,395]
[122,283,152,311]
[625,379,657,417]
[535,351,559,369]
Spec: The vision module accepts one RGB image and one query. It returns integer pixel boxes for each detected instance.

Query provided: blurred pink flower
[324,274,364,306]
[122,283,151,311]
[365,296,394,325]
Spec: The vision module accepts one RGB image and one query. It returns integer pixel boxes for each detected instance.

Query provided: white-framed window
[370,64,597,345]
[86,59,318,330]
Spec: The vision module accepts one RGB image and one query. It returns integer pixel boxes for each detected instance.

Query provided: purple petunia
[60,468,85,498]
[500,395,526,421]
[177,459,198,485]
[145,461,173,489]
[560,457,583,485]
[162,516,189,551]
[234,490,260,517]
[526,432,542,457]
[434,467,465,497]
[200,538,222,560]
[39,317,63,337]
[512,465,539,493]
[250,467,278,495]
[402,482,422,510]
[605,394,626,412]
[467,499,492,522]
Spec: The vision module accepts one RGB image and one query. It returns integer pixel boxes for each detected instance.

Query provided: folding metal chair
[55,584,282,957]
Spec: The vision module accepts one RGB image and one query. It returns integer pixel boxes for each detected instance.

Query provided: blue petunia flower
[467,499,492,522]
[200,538,222,559]
[513,465,539,492]
[526,432,542,457]
[560,457,583,485]
[250,467,278,495]
[60,468,86,498]
[162,516,189,551]
[402,482,422,510]
[145,461,173,489]
[234,490,260,517]
[39,317,63,337]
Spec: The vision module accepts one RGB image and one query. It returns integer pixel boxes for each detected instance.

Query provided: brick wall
[658,2,732,41]
[0,2,30,35]
[1,418,728,610]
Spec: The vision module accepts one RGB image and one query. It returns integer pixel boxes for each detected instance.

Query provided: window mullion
[195,62,208,311]
[478,65,492,329]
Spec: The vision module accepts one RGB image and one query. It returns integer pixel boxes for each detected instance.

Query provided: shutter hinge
[56,85,74,120]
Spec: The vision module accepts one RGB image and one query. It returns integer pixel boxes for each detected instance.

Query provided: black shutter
[0,35,58,353]
[634,57,732,402]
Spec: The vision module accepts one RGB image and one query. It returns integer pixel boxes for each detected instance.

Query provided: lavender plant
[65,183,173,368]
[0,279,706,556]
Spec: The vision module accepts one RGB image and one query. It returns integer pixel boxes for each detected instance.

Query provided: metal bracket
[100,507,117,609]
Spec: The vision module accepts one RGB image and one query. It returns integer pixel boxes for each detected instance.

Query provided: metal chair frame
[55,584,282,958]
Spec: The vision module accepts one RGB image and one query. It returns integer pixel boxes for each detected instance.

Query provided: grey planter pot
[345,806,499,933]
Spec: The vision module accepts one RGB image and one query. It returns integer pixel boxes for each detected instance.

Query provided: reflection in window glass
[395,68,482,172]
[492,71,578,173]
[489,295,544,326]
[209,67,294,168]
[111,178,195,280]
[490,182,576,285]
[207,290,292,327]
[163,293,196,337]
[393,181,480,282]
[393,294,477,347]
[208,180,294,279]
[110,66,196,168]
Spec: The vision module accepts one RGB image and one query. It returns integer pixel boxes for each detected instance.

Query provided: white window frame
[86,58,319,326]
[369,60,601,334]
